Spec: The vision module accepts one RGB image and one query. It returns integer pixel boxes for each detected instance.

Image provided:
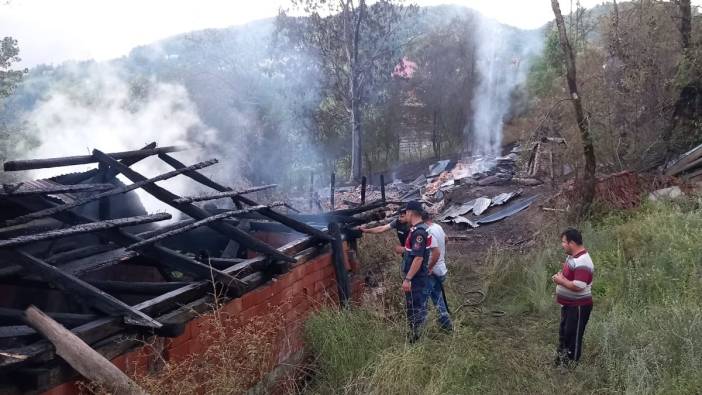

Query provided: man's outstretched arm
[360,224,391,234]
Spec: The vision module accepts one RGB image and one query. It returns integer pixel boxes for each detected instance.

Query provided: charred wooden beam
[93,149,295,264]
[173,184,278,204]
[329,200,386,217]
[380,174,386,202]
[60,248,137,277]
[0,183,114,197]
[11,251,162,328]
[126,205,274,250]
[328,222,350,307]
[87,281,191,295]
[3,146,187,172]
[66,142,157,186]
[46,244,116,265]
[4,159,217,227]
[0,213,171,249]
[361,176,367,205]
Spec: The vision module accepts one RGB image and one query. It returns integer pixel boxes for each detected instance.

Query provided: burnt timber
[0,143,387,394]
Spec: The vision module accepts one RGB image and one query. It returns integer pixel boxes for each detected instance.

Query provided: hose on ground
[454,290,505,317]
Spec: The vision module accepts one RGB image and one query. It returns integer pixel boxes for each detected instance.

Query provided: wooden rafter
[92,149,295,263]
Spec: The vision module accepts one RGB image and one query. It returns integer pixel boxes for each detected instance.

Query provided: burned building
[0,143,383,394]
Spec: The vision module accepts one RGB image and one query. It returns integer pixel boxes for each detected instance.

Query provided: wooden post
[24,306,149,395]
[309,172,314,210]
[380,174,386,202]
[360,176,367,205]
[328,222,350,307]
[330,172,336,210]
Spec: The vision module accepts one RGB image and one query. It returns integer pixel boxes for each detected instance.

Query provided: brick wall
[40,246,364,395]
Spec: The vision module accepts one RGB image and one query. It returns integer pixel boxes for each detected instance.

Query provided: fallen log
[23,306,149,395]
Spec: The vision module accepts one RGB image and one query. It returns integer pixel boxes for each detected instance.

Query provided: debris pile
[324,150,539,229]
[665,143,702,182]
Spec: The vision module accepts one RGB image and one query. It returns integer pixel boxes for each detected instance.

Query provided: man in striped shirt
[552,228,594,366]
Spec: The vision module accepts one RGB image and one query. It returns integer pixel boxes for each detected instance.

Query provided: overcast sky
[0,0,694,68]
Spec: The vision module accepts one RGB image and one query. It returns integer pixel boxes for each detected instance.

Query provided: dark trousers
[558,304,592,362]
[405,276,429,340]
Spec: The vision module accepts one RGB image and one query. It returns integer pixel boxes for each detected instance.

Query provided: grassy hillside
[302,199,702,394]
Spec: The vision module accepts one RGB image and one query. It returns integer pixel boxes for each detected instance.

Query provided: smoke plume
[22,62,232,216]
[469,16,543,158]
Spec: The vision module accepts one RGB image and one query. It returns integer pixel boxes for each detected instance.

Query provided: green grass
[301,199,702,394]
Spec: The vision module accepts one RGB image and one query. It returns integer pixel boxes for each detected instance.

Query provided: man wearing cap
[422,211,453,331]
[359,208,409,256]
[401,201,433,342]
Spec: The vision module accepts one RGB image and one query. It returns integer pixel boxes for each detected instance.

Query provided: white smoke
[23,63,231,217]
[469,17,543,158]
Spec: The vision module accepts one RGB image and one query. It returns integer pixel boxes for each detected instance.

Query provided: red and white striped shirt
[556,250,594,306]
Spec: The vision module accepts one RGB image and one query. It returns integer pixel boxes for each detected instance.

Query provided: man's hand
[552,271,565,285]
[402,279,412,293]
[393,245,404,255]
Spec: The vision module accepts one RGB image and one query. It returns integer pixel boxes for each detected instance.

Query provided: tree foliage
[278,0,419,180]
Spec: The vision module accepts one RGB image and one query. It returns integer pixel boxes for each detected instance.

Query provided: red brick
[111,354,127,372]
[242,286,274,310]
[274,273,295,290]
[221,297,243,316]
[167,340,192,363]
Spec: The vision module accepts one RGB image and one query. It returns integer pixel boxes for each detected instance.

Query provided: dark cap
[405,201,424,213]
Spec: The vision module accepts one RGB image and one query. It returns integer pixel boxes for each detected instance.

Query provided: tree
[551,0,596,216]
[279,0,418,181]
[0,37,26,99]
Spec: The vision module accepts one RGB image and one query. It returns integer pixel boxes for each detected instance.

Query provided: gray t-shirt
[427,223,447,276]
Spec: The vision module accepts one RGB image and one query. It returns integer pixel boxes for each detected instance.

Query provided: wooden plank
[173,184,278,204]
[60,248,136,277]
[4,159,217,227]
[328,222,350,307]
[0,183,114,197]
[126,205,274,250]
[3,145,187,172]
[0,213,171,249]
[87,281,191,295]
[23,306,148,395]
[93,149,295,263]
[46,244,116,265]
[11,251,162,329]
[665,143,702,176]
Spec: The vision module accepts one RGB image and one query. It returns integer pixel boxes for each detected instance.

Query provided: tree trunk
[551,0,597,216]
[678,0,692,51]
[350,93,363,182]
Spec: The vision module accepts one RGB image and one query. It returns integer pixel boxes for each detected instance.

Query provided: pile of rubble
[324,147,541,229]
